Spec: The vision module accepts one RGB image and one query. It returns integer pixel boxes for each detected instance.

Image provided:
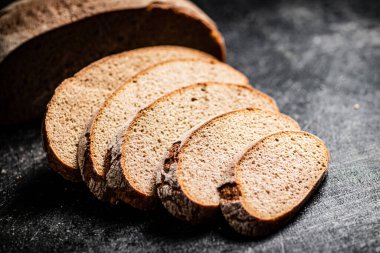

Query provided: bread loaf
[0,0,225,123]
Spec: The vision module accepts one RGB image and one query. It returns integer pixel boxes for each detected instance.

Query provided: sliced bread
[43,46,215,182]
[107,83,278,210]
[0,0,225,123]
[157,109,300,223]
[219,131,329,237]
[78,59,249,202]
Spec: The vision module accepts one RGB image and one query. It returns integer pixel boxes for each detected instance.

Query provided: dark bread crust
[220,172,328,237]
[77,119,112,200]
[106,126,158,209]
[218,182,293,237]
[0,0,226,124]
[219,131,330,237]
[78,113,157,206]
[157,142,218,222]
[78,117,155,206]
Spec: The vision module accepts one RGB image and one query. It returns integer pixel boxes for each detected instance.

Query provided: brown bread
[0,0,225,123]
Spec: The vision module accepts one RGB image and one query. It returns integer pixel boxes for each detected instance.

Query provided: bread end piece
[157,142,218,223]
[0,0,227,124]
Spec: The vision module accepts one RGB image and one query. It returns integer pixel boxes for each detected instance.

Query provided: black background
[1,0,379,252]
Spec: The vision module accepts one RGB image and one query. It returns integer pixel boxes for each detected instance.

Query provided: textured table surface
[0,0,379,252]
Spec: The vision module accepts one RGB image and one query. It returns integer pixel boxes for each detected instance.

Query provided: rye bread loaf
[219,131,329,237]
[43,46,215,182]
[78,59,249,202]
[157,109,301,223]
[0,0,226,124]
[106,83,278,210]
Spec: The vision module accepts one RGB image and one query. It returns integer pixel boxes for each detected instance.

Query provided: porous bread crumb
[236,131,329,220]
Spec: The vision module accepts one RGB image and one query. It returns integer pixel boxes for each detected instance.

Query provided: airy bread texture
[219,131,329,237]
[157,109,300,223]
[107,83,278,210]
[78,59,249,202]
[0,0,226,123]
[43,46,215,182]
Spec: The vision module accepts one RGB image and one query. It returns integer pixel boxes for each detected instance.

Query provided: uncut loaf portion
[0,0,226,124]
[107,83,278,210]
[78,59,249,202]
[157,108,300,223]
[43,46,215,182]
[219,131,329,237]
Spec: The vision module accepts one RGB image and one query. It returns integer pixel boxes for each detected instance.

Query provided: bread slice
[0,0,226,124]
[78,59,249,202]
[43,46,215,182]
[157,109,301,223]
[219,131,329,237]
[106,83,278,209]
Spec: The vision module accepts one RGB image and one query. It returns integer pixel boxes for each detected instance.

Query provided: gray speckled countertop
[0,0,379,252]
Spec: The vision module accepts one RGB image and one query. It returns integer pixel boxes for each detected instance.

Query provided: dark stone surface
[0,0,379,252]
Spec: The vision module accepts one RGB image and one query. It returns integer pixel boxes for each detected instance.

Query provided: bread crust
[77,116,112,200]
[0,0,226,123]
[219,131,330,237]
[156,142,218,222]
[43,46,215,182]
[106,123,158,209]
[220,172,328,237]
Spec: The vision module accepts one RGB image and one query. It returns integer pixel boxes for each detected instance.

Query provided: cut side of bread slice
[43,46,215,182]
[157,109,301,223]
[107,83,278,210]
[219,131,329,237]
[0,0,226,123]
[78,59,249,202]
